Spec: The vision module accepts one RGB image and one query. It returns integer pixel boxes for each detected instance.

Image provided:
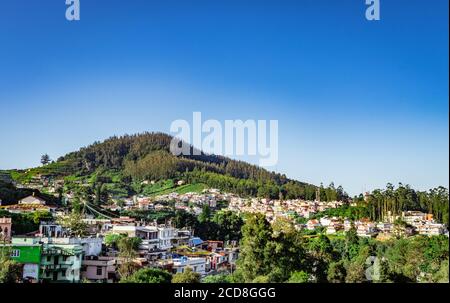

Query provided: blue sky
[0,0,448,195]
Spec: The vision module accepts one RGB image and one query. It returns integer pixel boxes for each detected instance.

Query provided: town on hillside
[0,172,448,283]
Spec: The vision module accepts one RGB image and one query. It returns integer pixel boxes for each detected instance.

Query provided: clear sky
[0,0,448,195]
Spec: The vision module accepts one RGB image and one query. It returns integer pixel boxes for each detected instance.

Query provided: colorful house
[9,237,42,282]
[40,243,83,283]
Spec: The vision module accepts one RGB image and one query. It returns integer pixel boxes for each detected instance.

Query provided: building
[356,223,377,237]
[172,256,207,276]
[81,256,118,283]
[110,224,175,258]
[38,222,66,238]
[0,217,12,241]
[19,194,47,205]
[6,194,57,214]
[344,220,353,232]
[172,229,191,247]
[6,237,42,282]
[416,222,447,236]
[40,237,103,257]
[206,240,224,252]
[189,237,204,248]
[376,222,393,234]
[326,222,342,234]
[402,211,428,224]
[208,252,227,271]
[320,217,332,227]
[306,219,321,230]
[40,241,83,283]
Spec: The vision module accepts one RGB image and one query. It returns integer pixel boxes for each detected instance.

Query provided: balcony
[41,263,72,270]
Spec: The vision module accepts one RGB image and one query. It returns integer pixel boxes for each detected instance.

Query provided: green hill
[3,132,324,200]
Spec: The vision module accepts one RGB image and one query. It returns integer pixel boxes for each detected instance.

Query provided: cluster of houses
[0,214,239,283]
[228,197,344,223]
[13,174,64,194]
[1,175,449,283]
[304,211,448,238]
[102,189,234,216]
[1,193,58,214]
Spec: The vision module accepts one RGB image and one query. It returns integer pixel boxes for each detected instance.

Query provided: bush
[172,267,201,283]
[120,268,172,283]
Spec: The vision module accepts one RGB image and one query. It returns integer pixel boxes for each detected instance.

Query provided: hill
[4,132,331,200]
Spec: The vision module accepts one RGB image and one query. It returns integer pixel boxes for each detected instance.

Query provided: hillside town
[1,180,448,283]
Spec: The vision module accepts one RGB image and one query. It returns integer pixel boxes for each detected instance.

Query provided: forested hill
[54,132,326,200]
[59,132,291,182]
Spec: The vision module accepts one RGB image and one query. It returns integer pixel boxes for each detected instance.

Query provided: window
[10,249,20,258]
[47,256,51,262]
[61,270,65,277]
[96,266,103,276]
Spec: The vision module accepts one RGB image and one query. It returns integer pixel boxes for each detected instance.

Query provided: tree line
[363,183,449,225]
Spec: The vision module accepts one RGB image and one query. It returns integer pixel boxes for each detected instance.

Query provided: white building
[172,256,206,276]
[19,194,46,205]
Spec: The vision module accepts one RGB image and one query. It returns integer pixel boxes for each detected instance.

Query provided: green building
[40,243,83,283]
[2,237,89,283]
[5,237,42,281]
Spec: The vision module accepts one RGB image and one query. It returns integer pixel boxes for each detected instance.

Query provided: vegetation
[306,205,370,222]
[104,233,126,250]
[364,183,449,225]
[120,268,172,283]
[0,247,21,283]
[1,133,349,211]
[117,236,142,279]
[172,267,201,283]
[173,208,244,242]
[40,154,51,166]
[202,274,233,283]
[233,213,449,283]
[0,209,52,235]
[49,132,325,200]
[1,133,448,284]
[56,212,88,237]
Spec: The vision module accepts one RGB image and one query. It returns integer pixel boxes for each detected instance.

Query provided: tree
[117,237,142,279]
[172,267,201,283]
[235,213,273,282]
[0,247,21,283]
[306,235,334,282]
[104,233,126,250]
[202,274,232,283]
[268,218,307,282]
[432,259,449,283]
[345,246,370,283]
[345,223,359,260]
[327,261,347,283]
[120,268,172,283]
[173,211,198,230]
[288,271,309,283]
[198,204,211,223]
[211,211,244,242]
[40,154,51,166]
[56,212,88,237]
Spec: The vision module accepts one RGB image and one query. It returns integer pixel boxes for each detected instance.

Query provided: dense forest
[53,132,340,200]
[362,183,449,225]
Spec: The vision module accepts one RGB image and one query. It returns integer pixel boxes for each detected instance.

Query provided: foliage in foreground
[120,268,172,283]
[233,214,449,283]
